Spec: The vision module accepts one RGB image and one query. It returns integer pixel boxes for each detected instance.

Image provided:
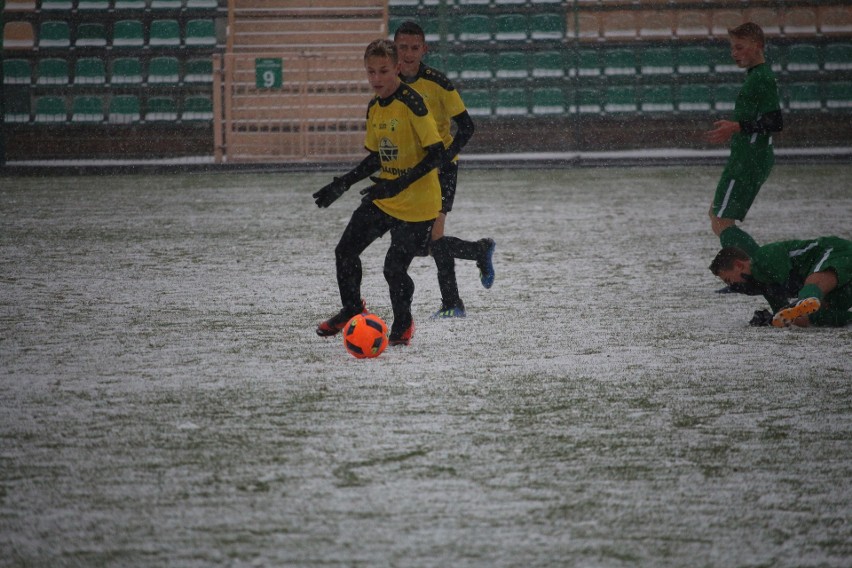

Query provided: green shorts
[712,155,774,221]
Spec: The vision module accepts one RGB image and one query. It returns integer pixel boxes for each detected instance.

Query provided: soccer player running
[394,21,496,319]
[704,22,783,253]
[709,235,852,328]
[312,39,444,346]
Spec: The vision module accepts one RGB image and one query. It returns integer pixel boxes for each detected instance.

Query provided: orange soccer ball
[342,313,388,359]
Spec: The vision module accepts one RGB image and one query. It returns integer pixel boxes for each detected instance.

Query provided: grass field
[1,164,850,567]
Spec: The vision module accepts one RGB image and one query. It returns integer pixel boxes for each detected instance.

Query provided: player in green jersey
[313,39,444,345]
[710,232,852,328]
[395,21,496,319]
[704,22,783,254]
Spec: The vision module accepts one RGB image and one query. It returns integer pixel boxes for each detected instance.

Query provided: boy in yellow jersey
[312,39,444,346]
[395,21,496,319]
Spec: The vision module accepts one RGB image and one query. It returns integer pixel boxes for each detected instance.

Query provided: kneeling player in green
[709,232,852,328]
[704,22,782,253]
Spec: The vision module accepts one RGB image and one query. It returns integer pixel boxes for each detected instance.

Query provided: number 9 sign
[255,58,282,89]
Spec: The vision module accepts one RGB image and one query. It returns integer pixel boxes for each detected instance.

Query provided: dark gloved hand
[749,309,774,327]
[313,177,350,208]
[360,176,404,202]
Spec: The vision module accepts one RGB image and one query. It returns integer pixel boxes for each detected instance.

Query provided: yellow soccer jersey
[365,86,443,222]
[402,64,467,152]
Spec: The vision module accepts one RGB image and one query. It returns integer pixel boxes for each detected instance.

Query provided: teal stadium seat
[113,20,145,48]
[184,58,213,83]
[185,19,217,48]
[576,88,601,114]
[74,58,107,85]
[676,84,712,112]
[112,57,143,84]
[457,15,491,43]
[113,0,145,9]
[765,44,783,73]
[639,46,674,76]
[785,43,819,73]
[36,58,69,85]
[182,95,214,121]
[75,23,107,47]
[604,85,638,114]
[39,0,71,10]
[531,51,565,78]
[603,48,636,76]
[786,82,822,110]
[108,95,141,124]
[529,12,564,41]
[709,45,739,76]
[640,85,674,113]
[494,14,528,42]
[531,87,565,115]
[4,89,31,123]
[824,82,852,111]
[71,95,104,122]
[494,88,528,116]
[438,52,461,80]
[148,56,180,84]
[150,0,181,8]
[713,83,740,112]
[463,90,492,117]
[388,0,419,14]
[824,43,852,71]
[495,51,528,79]
[574,48,602,77]
[459,52,493,81]
[677,46,711,75]
[3,59,32,84]
[145,96,178,121]
[34,95,67,123]
[150,20,181,48]
[39,21,71,48]
[77,0,109,11]
[185,0,219,8]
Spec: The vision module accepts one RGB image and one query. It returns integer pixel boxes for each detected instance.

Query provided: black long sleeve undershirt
[339,152,381,187]
[445,110,475,162]
[739,109,784,136]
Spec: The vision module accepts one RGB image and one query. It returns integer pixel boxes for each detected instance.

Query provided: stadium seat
[3,22,35,50]
[71,95,104,123]
[823,43,852,71]
[77,0,109,11]
[786,83,822,110]
[824,82,852,110]
[820,6,852,36]
[638,9,674,40]
[529,12,564,41]
[388,0,419,14]
[708,45,740,76]
[676,84,712,112]
[182,95,214,121]
[783,7,818,37]
[36,58,69,85]
[387,17,406,40]
[112,20,145,48]
[113,0,145,9]
[576,88,601,114]
[184,58,214,83]
[419,16,450,43]
[435,52,460,80]
[457,14,490,43]
[531,87,565,115]
[494,88,527,116]
[604,85,638,114]
[75,23,107,47]
[459,52,493,81]
[108,94,141,124]
[148,56,180,84]
[463,89,491,117]
[74,58,107,85]
[571,12,600,42]
[39,0,71,10]
[603,48,636,76]
[145,96,178,121]
[4,0,36,10]
[34,95,67,123]
[185,0,219,8]
[4,88,31,123]
[746,8,781,37]
[711,83,738,112]
[493,14,528,42]
[640,85,674,113]
[3,59,32,84]
[785,44,819,73]
[39,21,71,48]
[639,46,675,76]
[185,19,217,47]
[674,11,710,40]
[149,19,181,48]
[531,50,565,79]
[710,10,743,40]
[494,51,528,80]
[111,57,143,84]
[677,46,711,75]
[150,0,181,9]
[574,48,602,77]
[602,10,637,41]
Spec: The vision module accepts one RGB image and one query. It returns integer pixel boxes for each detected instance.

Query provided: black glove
[313,177,350,208]
[360,176,404,202]
[749,309,774,327]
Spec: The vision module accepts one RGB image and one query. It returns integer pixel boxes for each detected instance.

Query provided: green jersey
[730,63,781,160]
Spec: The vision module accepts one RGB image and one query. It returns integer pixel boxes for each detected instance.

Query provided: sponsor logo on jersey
[389,118,399,132]
[379,138,399,162]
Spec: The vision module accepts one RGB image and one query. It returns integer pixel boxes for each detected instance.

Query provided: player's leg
[385,218,434,345]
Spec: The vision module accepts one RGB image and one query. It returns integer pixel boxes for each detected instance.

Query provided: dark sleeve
[339,151,381,187]
[739,109,783,135]
[445,110,475,162]
[397,142,444,188]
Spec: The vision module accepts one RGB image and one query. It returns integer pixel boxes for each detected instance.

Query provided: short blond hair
[364,39,398,63]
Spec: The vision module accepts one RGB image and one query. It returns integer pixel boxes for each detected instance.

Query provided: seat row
[3,19,217,50]
[461,82,852,117]
[4,56,213,85]
[4,94,213,123]
[4,0,220,11]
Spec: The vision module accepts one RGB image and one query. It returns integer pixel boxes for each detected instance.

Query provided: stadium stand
[74,58,107,85]
[4,59,32,84]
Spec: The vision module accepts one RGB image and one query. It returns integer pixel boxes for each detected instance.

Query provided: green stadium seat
[603,48,636,76]
[4,88,31,123]
[495,88,527,116]
[39,0,72,10]
[148,56,180,84]
[184,58,213,83]
[3,59,32,85]
[825,82,852,110]
[531,50,565,78]
[785,43,819,73]
[575,88,601,114]
[36,58,69,85]
[457,15,490,43]
[77,0,110,11]
[529,12,564,41]
[71,95,104,122]
[150,0,181,8]
[824,43,852,71]
[765,44,783,73]
[463,90,492,117]
[39,21,71,48]
[493,14,528,42]
[113,0,145,9]
[604,85,638,114]
[640,85,674,113]
[786,83,822,110]
[108,94,141,124]
[111,57,143,84]
[676,84,712,112]
[639,46,674,76]
[494,51,528,79]
[531,87,565,115]
[34,95,67,123]
[419,16,450,43]
[709,45,739,76]
[75,23,107,47]
[113,20,144,48]
[459,52,493,81]
[388,0,419,14]
[145,96,178,121]
[574,48,602,77]
[74,58,107,85]
[185,0,219,8]
[149,19,181,48]
[185,19,217,47]
[437,52,461,80]
[677,46,711,75]
[713,83,740,112]
[182,95,214,121]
